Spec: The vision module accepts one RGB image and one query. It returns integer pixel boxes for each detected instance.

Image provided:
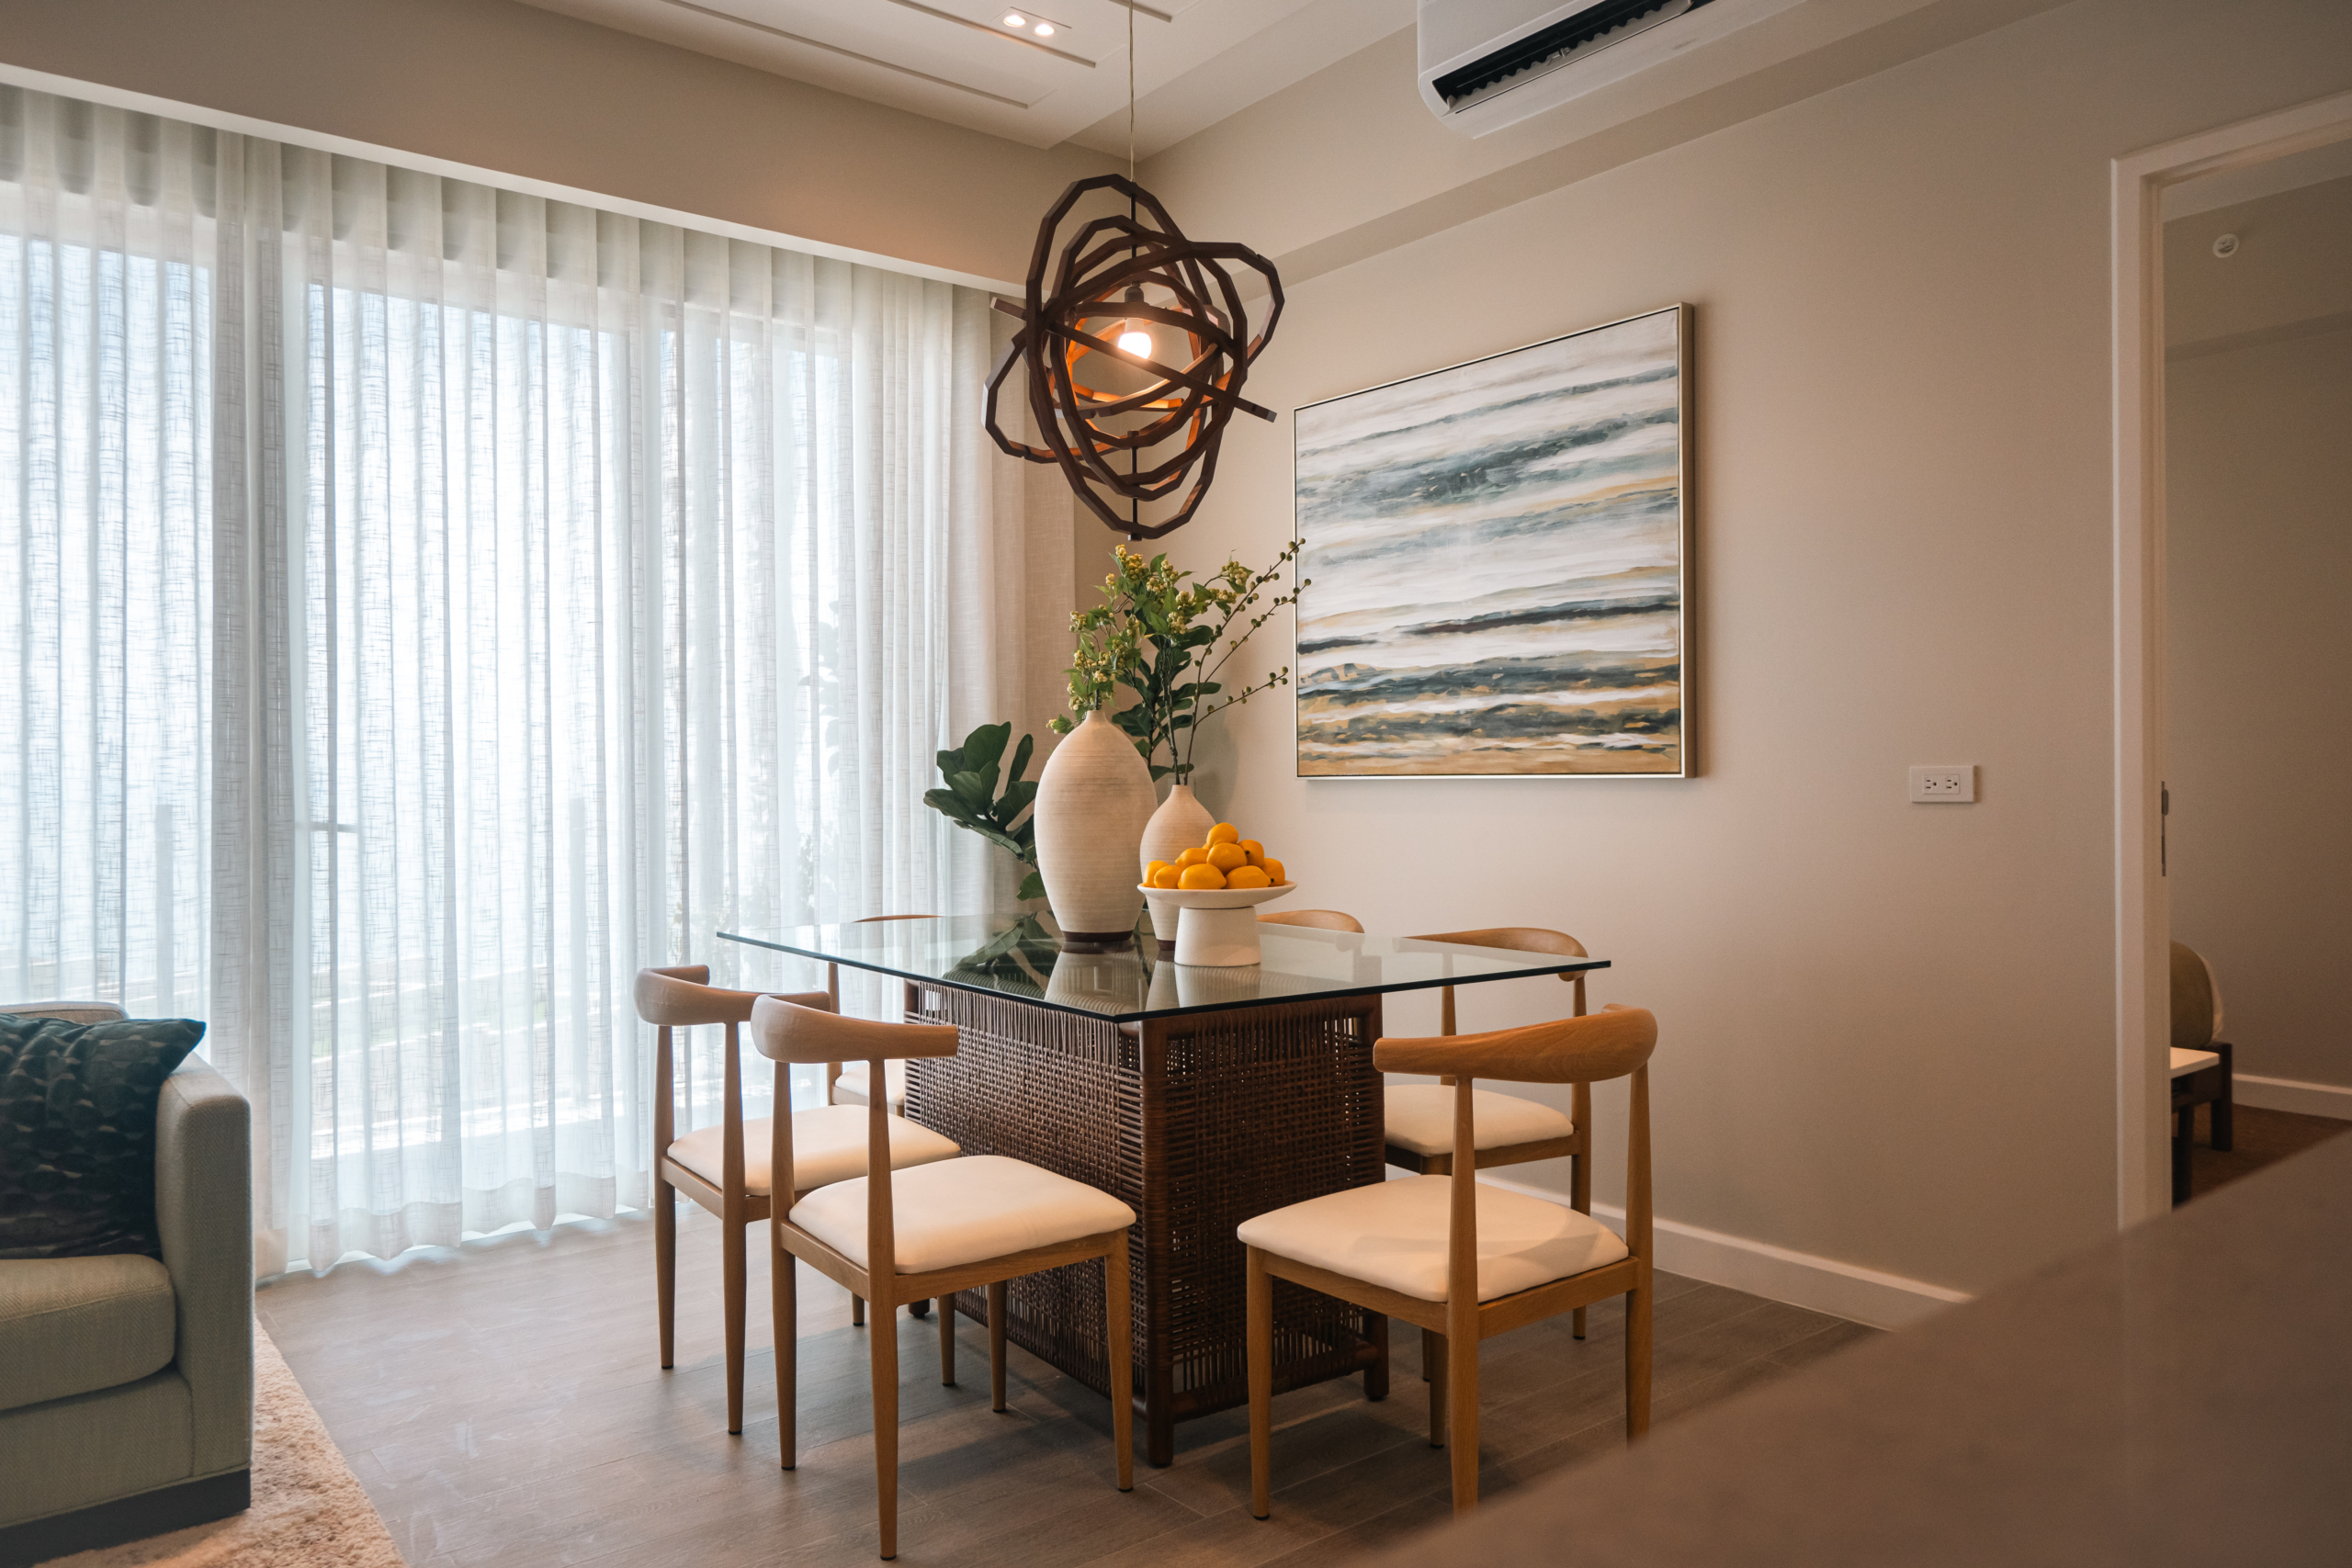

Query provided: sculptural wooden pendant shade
[984,173,1283,539]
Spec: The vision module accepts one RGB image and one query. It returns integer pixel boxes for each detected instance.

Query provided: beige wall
[1128,0,2352,1295]
[0,0,1114,285]
[2167,192,2352,1091]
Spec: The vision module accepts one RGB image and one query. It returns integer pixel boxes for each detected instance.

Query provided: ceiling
[516,0,1413,154]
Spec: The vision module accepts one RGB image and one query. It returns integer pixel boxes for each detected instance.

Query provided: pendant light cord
[1127,3,1136,183]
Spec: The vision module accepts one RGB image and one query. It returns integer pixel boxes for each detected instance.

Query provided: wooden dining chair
[1263,915,1598,1337]
[1242,1004,1658,1517]
[637,965,962,1435]
[751,997,1136,1560]
[825,915,936,1112]
[2169,940,2235,1204]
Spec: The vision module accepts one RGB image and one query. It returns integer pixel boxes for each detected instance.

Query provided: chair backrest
[637,965,771,1205]
[1257,908,1364,933]
[750,997,958,1269]
[2169,942,2224,1052]
[826,915,936,1102]
[1374,1005,1658,1310]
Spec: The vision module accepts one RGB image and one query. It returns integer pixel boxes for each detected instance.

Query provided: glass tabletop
[717,914,1607,1023]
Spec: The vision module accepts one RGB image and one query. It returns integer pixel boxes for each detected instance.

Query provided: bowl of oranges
[1139,823,1294,966]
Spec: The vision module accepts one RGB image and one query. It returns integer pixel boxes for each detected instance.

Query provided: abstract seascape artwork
[1293,305,1688,777]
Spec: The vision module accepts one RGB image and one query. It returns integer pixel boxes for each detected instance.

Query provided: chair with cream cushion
[637,966,961,1437]
[1263,914,1599,1338]
[2169,941,2235,1204]
[1242,1003,1658,1518]
[752,997,1136,1561]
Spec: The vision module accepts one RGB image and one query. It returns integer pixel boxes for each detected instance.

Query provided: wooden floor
[259,1207,1878,1568]
[2185,1103,2350,1201]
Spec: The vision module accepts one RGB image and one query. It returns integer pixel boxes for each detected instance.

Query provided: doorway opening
[2112,90,2352,1226]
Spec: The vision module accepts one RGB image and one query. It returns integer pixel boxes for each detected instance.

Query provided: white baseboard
[1476,1171,1970,1331]
[2233,1072,2352,1120]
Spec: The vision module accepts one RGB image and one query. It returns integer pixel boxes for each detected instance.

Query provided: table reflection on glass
[718,913,1608,1467]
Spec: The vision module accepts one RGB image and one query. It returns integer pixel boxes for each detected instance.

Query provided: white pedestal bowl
[1138,882,1297,967]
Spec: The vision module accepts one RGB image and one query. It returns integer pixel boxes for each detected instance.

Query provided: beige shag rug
[42,1328,404,1568]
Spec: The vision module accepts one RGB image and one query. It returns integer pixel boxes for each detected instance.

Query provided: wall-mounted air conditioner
[1418,0,1799,137]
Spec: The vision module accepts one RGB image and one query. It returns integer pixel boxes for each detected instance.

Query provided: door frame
[2109,89,2352,1227]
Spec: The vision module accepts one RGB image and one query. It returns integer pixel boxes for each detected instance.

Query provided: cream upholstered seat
[1381,1085,1575,1158]
[2168,1046,2221,1077]
[669,1104,957,1196]
[792,1155,1136,1276]
[754,996,1136,1559]
[1237,1175,1623,1303]
[830,1058,907,1111]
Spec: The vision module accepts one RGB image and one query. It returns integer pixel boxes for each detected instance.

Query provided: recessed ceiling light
[1034,21,1055,35]
[1002,11,1025,26]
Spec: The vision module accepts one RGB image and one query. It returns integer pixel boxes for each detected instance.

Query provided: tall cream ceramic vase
[1034,709,1157,951]
[1138,784,1216,939]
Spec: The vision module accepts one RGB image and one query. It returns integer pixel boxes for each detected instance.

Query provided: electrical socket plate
[1909,765,1975,803]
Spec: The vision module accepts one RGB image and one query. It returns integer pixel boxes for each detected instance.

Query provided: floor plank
[260,1206,1879,1565]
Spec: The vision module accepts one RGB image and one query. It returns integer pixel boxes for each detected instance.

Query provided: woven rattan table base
[903,983,1388,1467]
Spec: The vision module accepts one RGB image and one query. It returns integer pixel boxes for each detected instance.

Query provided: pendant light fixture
[983,4,1283,540]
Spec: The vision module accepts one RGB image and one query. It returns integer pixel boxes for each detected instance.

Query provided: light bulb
[1035,22,1055,36]
[1002,12,1025,25]
[1117,325,1153,359]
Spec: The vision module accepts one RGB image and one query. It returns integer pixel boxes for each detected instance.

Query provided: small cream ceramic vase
[1138,782,1217,939]
[1033,709,1157,951]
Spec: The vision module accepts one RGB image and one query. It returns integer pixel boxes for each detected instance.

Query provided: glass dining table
[718,911,1609,1467]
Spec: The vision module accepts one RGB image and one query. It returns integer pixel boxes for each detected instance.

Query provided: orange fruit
[1261,856,1286,886]
[1177,863,1227,890]
[1205,842,1248,873]
[1150,864,1182,889]
[1239,839,1265,867]
[1145,860,1172,884]
[1205,822,1241,846]
[1226,864,1271,889]
[1176,846,1209,867]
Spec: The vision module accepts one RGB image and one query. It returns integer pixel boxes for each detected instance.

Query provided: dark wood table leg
[1365,1312,1390,1402]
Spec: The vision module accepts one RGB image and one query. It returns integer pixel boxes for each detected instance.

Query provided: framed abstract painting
[1293,304,1690,778]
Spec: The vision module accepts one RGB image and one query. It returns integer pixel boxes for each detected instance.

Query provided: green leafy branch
[922,721,1046,902]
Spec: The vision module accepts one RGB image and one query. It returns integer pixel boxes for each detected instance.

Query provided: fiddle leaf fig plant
[922,721,1046,902]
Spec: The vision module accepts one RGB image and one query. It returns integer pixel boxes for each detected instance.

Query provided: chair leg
[988,1280,1009,1413]
[1424,1327,1447,1448]
[1446,1321,1479,1512]
[1105,1236,1135,1494]
[775,1233,797,1470]
[870,1282,900,1561]
[2212,1044,2235,1152]
[1364,1312,1389,1402]
[909,1297,932,1318]
[939,1291,956,1385]
[1246,1247,1272,1519]
[724,1212,748,1435]
[1625,1280,1652,1440]
[853,1293,865,1327]
[1570,1147,1591,1341]
[2174,1106,2194,1206]
[655,1177,676,1370]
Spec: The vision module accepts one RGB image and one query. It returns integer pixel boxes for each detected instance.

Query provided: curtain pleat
[1,85,1073,1275]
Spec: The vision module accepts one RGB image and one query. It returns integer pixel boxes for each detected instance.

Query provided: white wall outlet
[1908,765,1976,803]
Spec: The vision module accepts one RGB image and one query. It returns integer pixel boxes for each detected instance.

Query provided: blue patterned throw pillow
[0,1013,205,1259]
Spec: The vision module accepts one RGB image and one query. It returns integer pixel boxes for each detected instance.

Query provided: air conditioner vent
[1430,0,1701,110]
[1419,0,1783,137]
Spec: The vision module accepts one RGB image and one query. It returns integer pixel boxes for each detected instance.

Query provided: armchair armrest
[155,1058,254,1476]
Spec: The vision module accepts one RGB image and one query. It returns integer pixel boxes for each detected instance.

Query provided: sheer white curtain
[1,87,1070,1274]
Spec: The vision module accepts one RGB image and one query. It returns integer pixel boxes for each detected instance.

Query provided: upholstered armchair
[0,1003,254,1567]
